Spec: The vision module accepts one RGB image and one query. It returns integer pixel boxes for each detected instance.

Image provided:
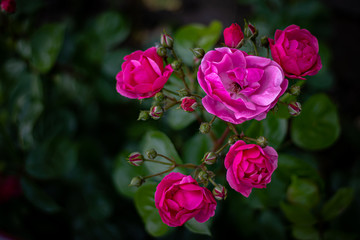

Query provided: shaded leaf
[321,187,354,221]
[185,218,211,236]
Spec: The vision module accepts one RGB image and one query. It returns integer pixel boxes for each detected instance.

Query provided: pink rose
[268,25,322,80]
[224,140,278,197]
[197,47,288,124]
[223,23,244,48]
[155,172,217,227]
[116,47,173,99]
[0,0,16,13]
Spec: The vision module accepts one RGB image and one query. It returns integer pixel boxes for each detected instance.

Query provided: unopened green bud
[146,148,157,159]
[228,135,240,145]
[197,171,208,182]
[289,85,301,96]
[160,33,174,48]
[129,176,145,187]
[156,46,167,57]
[202,152,217,165]
[154,92,165,102]
[171,60,182,71]
[256,136,268,148]
[177,88,189,98]
[199,122,211,134]
[138,111,150,121]
[149,105,163,120]
[260,36,269,48]
[191,48,205,59]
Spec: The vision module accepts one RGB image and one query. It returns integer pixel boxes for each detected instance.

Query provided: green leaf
[292,225,320,240]
[287,176,319,209]
[112,151,146,198]
[166,108,196,130]
[141,130,184,177]
[174,21,222,65]
[258,210,286,240]
[21,177,60,213]
[262,111,288,149]
[291,93,340,150]
[134,183,169,237]
[185,218,211,236]
[183,133,213,165]
[26,138,78,179]
[280,202,317,226]
[31,23,66,73]
[321,187,354,221]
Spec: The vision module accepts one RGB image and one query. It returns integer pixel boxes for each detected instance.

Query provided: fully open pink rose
[155,172,217,227]
[198,47,288,124]
[116,47,173,99]
[269,25,322,80]
[224,140,278,197]
[224,23,244,48]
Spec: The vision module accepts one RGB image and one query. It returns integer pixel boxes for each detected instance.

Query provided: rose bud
[160,33,174,48]
[137,111,150,121]
[1,0,16,13]
[212,184,227,200]
[127,152,144,166]
[199,122,211,134]
[223,23,244,48]
[129,176,145,187]
[202,152,217,165]
[156,46,167,57]
[191,48,205,59]
[288,102,301,116]
[145,148,157,160]
[149,105,163,120]
[256,136,268,148]
[289,85,301,96]
[181,97,197,112]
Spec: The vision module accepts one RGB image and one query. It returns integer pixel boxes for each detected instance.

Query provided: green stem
[145,159,173,165]
[208,177,219,188]
[157,153,176,164]
[215,143,229,155]
[163,88,179,96]
[143,165,176,179]
[209,116,217,125]
[227,122,239,135]
[251,40,258,56]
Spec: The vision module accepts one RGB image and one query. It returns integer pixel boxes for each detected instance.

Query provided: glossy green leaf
[141,130,184,177]
[31,23,66,73]
[21,177,60,213]
[183,133,213,165]
[321,187,354,221]
[262,111,288,149]
[292,225,320,240]
[291,93,340,150]
[174,21,222,65]
[185,218,211,236]
[166,108,196,130]
[26,138,78,179]
[287,176,319,209]
[134,183,169,237]
[280,202,317,226]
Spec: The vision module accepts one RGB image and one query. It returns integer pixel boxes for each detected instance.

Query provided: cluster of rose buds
[116,20,322,227]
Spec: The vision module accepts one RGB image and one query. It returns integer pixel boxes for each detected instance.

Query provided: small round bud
[256,136,268,148]
[228,135,240,145]
[288,102,301,116]
[160,33,174,48]
[154,92,165,103]
[156,46,167,57]
[202,152,217,165]
[149,105,163,120]
[191,48,205,59]
[128,152,144,166]
[289,85,301,96]
[129,176,145,187]
[181,97,197,112]
[171,60,182,71]
[212,184,227,200]
[260,36,269,48]
[146,148,157,160]
[199,122,211,134]
[177,88,188,98]
[197,171,208,182]
[138,111,150,121]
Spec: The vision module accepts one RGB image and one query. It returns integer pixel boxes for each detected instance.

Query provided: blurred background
[1,0,360,239]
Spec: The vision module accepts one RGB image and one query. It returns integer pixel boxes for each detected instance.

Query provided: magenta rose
[0,0,16,13]
[155,172,217,227]
[116,47,173,99]
[269,25,322,80]
[197,47,288,124]
[224,140,278,197]
[223,23,244,48]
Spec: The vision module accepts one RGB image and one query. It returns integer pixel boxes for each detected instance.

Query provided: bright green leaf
[291,93,340,150]
[134,183,169,237]
[321,187,354,221]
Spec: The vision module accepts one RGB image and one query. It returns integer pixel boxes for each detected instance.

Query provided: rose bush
[268,24,322,80]
[197,47,288,124]
[224,140,278,197]
[154,172,217,227]
[116,47,173,99]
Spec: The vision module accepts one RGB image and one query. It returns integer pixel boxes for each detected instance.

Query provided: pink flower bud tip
[181,97,197,112]
[212,184,227,200]
[150,106,163,120]
[127,152,144,166]
[288,102,301,116]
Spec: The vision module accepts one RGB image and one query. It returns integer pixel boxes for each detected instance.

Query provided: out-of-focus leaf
[174,21,222,65]
[183,133,213,165]
[141,130,184,177]
[291,93,340,150]
[185,218,211,236]
[30,23,66,73]
[166,108,196,130]
[26,138,78,179]
[258,210,286,240]
[134,183,169,237]
[292,225,320,240]
[324,230,358,240]
[21,177,60,213]
[102,49,132,77]
[280,202,317,226]
[262,111,288,149]
[321,187,354,221]
[112,152,146,198]
[287,176,319,209]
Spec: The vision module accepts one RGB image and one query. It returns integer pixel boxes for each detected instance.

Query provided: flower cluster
[116,21,321,227]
